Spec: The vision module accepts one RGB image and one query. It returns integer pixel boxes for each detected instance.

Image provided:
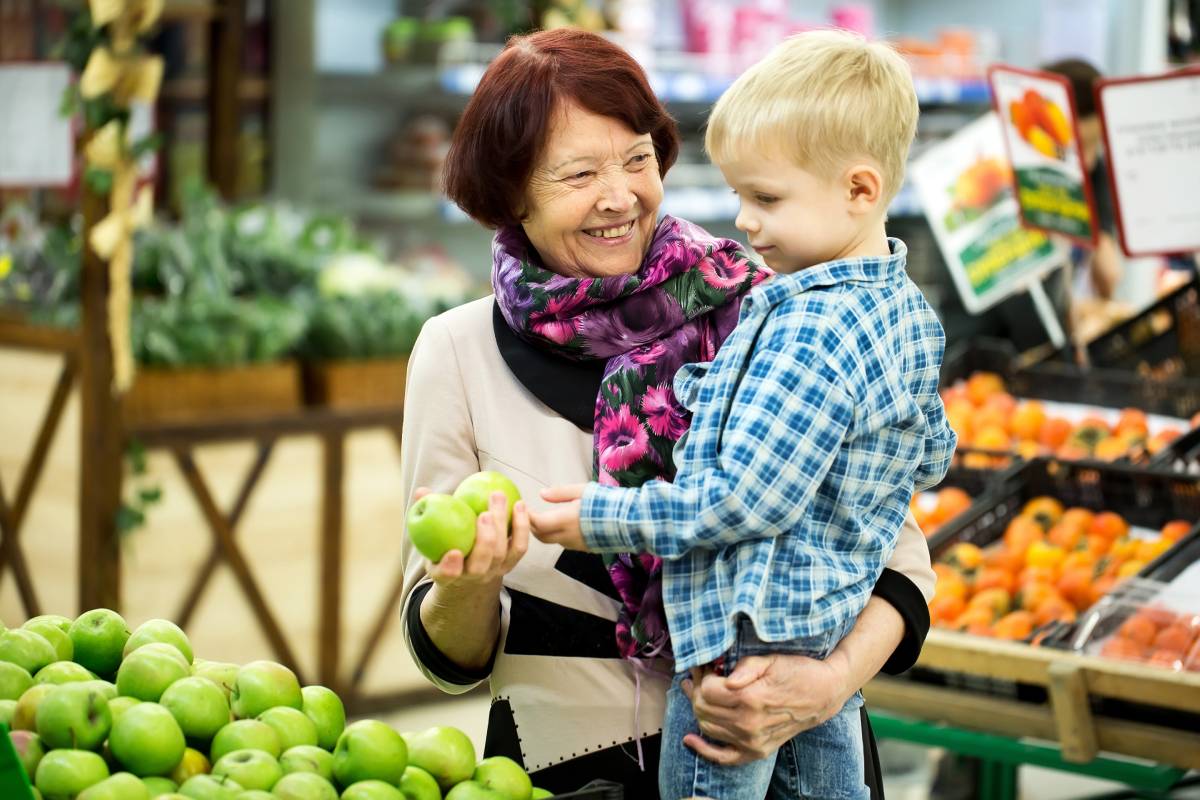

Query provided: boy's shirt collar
[750,237,908,310]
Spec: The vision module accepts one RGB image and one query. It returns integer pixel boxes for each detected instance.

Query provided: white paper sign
[1097,68,1200,256]
[0,63,74,187]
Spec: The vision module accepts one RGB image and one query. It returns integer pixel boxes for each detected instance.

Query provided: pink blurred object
[831,4,874,37]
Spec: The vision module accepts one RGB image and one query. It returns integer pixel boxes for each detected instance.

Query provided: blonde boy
[532,30,955,799]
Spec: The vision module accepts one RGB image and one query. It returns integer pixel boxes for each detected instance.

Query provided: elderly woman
[398,28,935,798]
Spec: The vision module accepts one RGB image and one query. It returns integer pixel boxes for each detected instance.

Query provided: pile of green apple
[406,472,522,563]
[0,609,556,799]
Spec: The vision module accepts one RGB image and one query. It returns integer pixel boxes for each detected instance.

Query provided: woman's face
[521,102,664,279]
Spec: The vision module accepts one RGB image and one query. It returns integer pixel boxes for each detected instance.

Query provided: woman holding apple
[398,28,936,798]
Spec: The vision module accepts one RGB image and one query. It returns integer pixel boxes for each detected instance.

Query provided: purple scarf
[493,216,769,663]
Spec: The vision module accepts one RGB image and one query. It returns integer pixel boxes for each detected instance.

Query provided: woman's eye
[629,153,652,165]
[755,194,778,205]
[567,171,594,181]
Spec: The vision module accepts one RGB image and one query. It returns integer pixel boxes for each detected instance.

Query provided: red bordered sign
[988,63,1100,248]
[1095,66,1200,258]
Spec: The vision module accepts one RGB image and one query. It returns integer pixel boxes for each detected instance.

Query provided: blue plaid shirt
[580,239,956,672]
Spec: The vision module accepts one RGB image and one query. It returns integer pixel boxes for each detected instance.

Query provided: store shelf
[318,65,992,109]
[161,76,270,103]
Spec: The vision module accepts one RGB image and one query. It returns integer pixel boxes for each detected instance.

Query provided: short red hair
[443,29,680,228]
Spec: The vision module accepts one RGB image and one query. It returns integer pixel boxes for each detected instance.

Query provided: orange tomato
[934,568,969,602]
[1153,624,1197,654]
[1117,559,1147,579]
[1115,408,1149,438]
[1059,507,1094,533]
[1010,401,1046,441]
[1108,537,1139,562]
[1093,437,1129,462]
[1101,636,1148,662]
[1135,537,1173,564]
[975,567,1016,595]
[1056,566,1094,610]
[1019,565,1060,587]
[934,488,972,524]
[1022,497,1064,530]
[1137,606,1179,629]
[1039,417,1073,450]
[1033,596,1077,627]
[973,425,1011,452]
[966,372,1005,406]
[929,593,967,625]
[983,545,1025,574]
[1118,615,1158,647]
[1004,516,1045,556]
[1088,575,1117,607]
[1026,541,1067,571]
[1147,428,1182,455]
[993,610,1035,640]
[953,605,997,632]
[945,542,985,572]
[1088,511,1130,541]
[1014,580,1058,611]
[969,587,1013,618]
[1146,648,1184,669]
[1047,522,1083,551]
[1160,520,1193,543]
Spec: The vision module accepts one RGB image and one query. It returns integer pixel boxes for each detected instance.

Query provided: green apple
[36,682,112,750]
[230,661,302,720]
[209,719,281,763]
[24,614,72,636]
[269,772,338,800]
[175,774,242,800]
[124,620,194,664]
[79,679,119,700]
[0,660,33,699]
[340,781,404,800]
[278,745,333,781]
[403,726,475,790]
[9,729,46,780]
[211,749,281,792]
[141,776,178,797]
[116,645,190,702]
[109,695,140,721]
[69,609,131,679]
[0,628,57,674]
[256,706,317,751]
[0,697,16,725]
[35,749,110,798]
[168,748,210,786]
[444,781,506,800]
[237,793,276,800]
[109,701,187,777]
[190,661,238,702]
[77,772,150,800]
[472,756,531,800]
[22,621,74,662]
[332,720,407,786]
[34,660,95,685]
[12,683,57,730]
[299,685,344,751]
[406,494,477,562]
[397,765,442,800]
[530,789,552,799]
[160,676,230,741]
[454,471,521,523]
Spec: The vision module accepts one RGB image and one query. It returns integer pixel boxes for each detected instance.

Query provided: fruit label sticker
[989,64,1099,247]
[911,112,1069,315]
[1096,67,1200,257]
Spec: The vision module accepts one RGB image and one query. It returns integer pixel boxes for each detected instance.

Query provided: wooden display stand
[123,361,302,424]
[866,629,1200,798]
[303,357,408,410]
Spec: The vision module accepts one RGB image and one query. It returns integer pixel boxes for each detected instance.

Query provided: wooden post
[78,179,123,612]
[319,431,345,692]
[208,0,246,199]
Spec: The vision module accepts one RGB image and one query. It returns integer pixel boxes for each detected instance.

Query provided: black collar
[492,300,603,433]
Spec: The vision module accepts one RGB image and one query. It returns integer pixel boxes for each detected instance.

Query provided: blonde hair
[705,29,918,204]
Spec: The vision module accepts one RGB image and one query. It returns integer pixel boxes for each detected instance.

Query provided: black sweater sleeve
[405,582,497,686]
[872,567,931,675]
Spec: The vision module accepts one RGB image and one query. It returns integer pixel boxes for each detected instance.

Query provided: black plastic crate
[1085,279,1200,376]
[1149,425,1200,472]
[927,458,1200,558]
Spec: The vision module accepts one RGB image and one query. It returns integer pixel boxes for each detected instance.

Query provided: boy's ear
[845,163,884,213]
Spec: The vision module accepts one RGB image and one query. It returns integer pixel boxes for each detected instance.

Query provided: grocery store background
[2,1,1199,798]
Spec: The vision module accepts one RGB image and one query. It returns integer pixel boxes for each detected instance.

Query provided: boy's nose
[735,207,758,234]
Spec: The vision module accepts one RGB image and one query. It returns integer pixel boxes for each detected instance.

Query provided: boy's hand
[529,484,588,551]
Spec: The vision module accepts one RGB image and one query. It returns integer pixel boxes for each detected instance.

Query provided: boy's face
[718,151,866,272]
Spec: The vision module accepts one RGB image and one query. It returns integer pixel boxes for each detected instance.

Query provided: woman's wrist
[828,596,906,693]
[419,578,504,670]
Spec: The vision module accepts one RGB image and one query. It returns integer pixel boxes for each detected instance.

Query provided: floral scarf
[493,215,769,663]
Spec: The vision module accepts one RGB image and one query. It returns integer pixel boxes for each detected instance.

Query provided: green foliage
[132,295,308,368]
[300,291,425,361]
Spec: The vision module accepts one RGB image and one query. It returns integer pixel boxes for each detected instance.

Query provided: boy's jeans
[659,616,869,800]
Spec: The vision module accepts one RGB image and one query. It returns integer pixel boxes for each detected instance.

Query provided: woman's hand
[415,487,530,588]
[680,652,853,765]
[528,484,589,551]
